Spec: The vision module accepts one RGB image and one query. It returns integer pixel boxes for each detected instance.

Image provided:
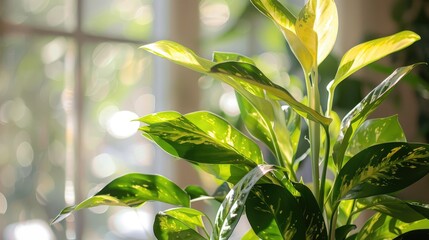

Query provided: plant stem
[307,70,322,206]
[329,205,339,240]
[319,125,330,209]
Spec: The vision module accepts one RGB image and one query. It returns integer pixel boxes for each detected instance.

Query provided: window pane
[0,34,71,239]
[83,0,153,41]
[3,0,75,31]
[80,41,156,239]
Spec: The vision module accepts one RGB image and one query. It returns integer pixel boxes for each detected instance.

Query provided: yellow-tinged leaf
[329,31,420,91]
[295,0,338,67]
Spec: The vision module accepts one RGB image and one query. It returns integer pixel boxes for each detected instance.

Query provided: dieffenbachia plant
[53,0,429,239]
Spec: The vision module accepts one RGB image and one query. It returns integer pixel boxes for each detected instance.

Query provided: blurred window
[0,0,158,239]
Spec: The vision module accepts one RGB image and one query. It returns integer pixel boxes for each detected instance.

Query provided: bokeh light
[106,111,140,139]
[200,0,230,27]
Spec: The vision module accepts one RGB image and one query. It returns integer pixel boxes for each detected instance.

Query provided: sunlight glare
[106,111,140,139]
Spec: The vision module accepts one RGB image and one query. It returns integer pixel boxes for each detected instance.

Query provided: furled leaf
[293,183,328,239]
[246,184,305,239]
[296,0,338,65]
[52,174,190,224]
[355,195,429,223]
[211,165,283,240]
[356,213,429,240]
[346,115,406,157]
[139,111,262,183]
[211,61,331,127]
[154,207,208,240]
[333,64,420,168]
[328,31,420,93]
[250,0,312,74]
[332,142,429,202]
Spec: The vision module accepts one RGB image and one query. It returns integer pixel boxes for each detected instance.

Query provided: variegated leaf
[356,195,429,223]
[154,207,208,240]
[356,213,429,240]
[333,142,429,202]
[333,64,420,168]
[246,184,306,240]
[52,174,190,224]
[211,165,284,240]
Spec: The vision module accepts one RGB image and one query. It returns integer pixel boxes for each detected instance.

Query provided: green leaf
[241,229,260,240]
[250,0,312,74]
[246,184,305,240]
[211,61,331,127]
[211,165,282,240]
[332,142,429,202]
[393,229,429,240]
[185,185,209,200]
[293,183,328,239]
[52,174,190,224]
[328,31,420,93]
[356,213,429,240]
[213,51,255,64]
[212,182,231,203]
[139,111,263,183]
[346,115,406,157]
[251,0,337,73]
[296,0,338,65]
[333,64,420,168]
[154,207,208,240]
[250,0,296,32]
[335,225,357,240]
[355,195,429,223]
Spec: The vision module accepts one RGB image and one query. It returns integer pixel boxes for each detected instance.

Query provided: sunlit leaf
[154,207,208,240]
[241,229,260,240]
[332,142,429,202]
[212,165,283,240]
[356,213,429,240]
[333,64,420,168]
[251,0,312,74]
[213,51,255,64]
[328,31,420,93]
[52,174,190,224]
[142,40,328,168]
[355,195,429,223]
[346,115,406,157]
[211,61,331,127]
[296,0,338,65]
[139,111,262,165]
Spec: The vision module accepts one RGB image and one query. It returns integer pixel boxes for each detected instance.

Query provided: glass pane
[0,34,72,239]
[83,0,153,41]
[80,41,157,239]
[3,0,75,31]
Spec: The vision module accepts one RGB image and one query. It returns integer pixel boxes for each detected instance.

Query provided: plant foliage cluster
[54,0,429,239]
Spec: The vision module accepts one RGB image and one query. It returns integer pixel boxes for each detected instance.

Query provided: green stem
[307,70,322,206]
[329,203,339,240]
[319,125,330,209]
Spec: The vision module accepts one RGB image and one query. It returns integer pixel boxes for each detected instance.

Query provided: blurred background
[0,0,428,239]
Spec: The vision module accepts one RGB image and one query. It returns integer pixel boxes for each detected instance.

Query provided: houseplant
[53,0,429,239]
